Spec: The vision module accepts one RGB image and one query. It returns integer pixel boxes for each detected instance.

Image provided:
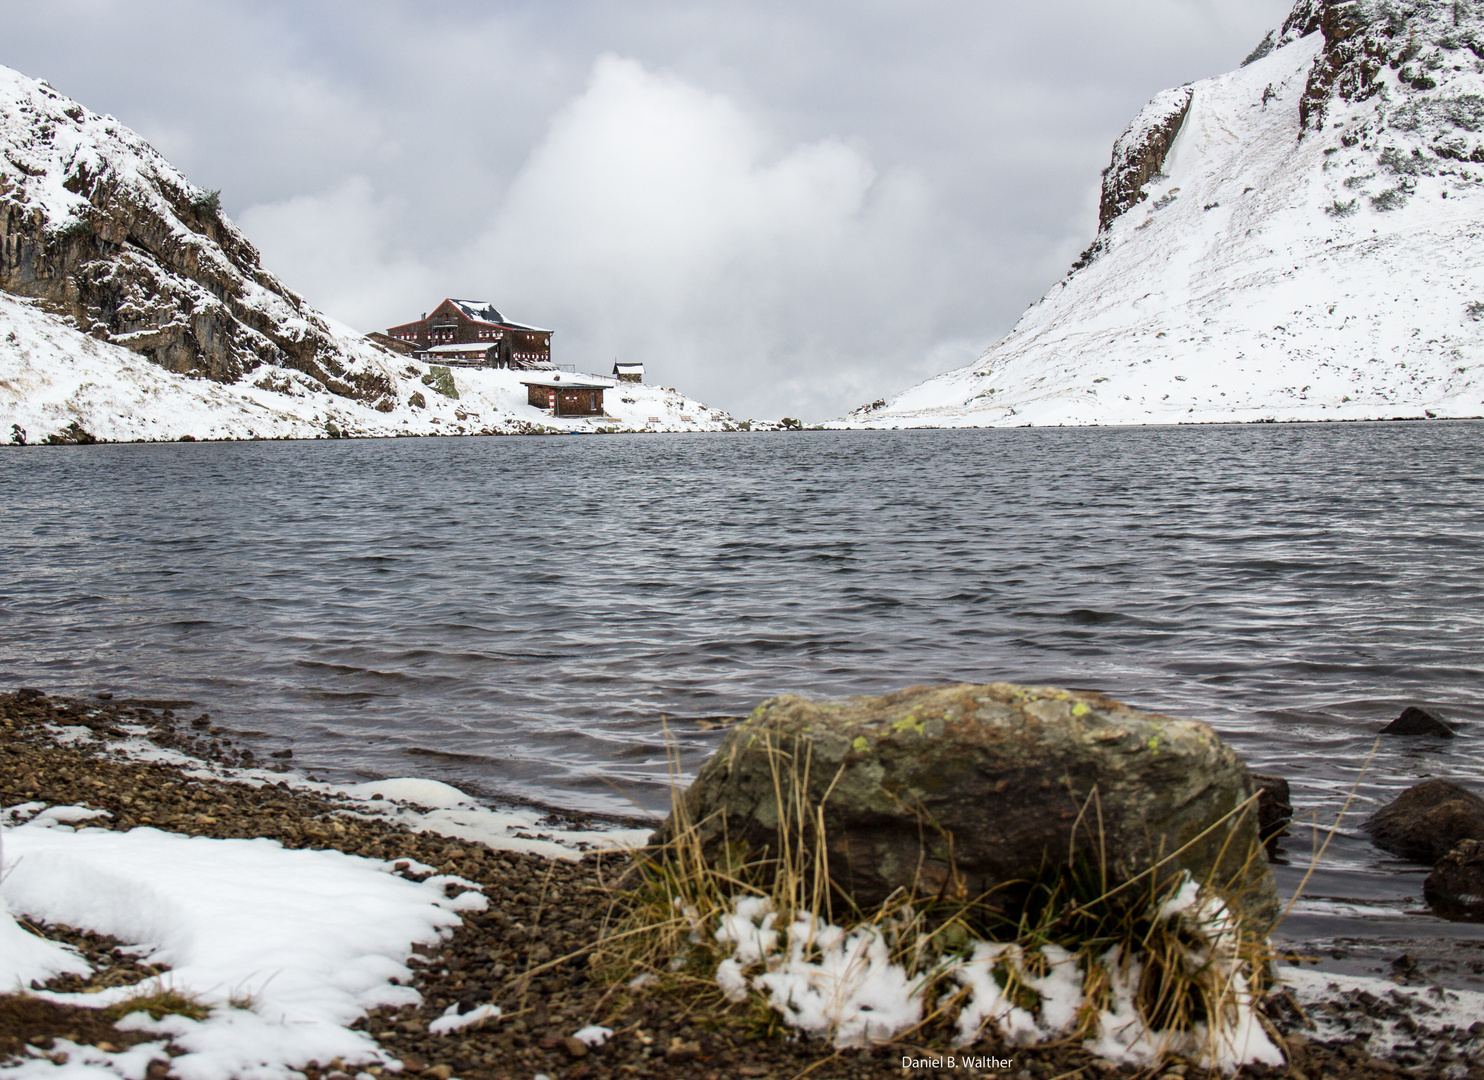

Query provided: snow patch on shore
[1,807,483,1078]
[1279,965,1484,1063]
[59,720,651,859]
[336,778,653,859]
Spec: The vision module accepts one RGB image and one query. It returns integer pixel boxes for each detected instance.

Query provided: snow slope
[0,64,734,441]
[838,1,1484,428]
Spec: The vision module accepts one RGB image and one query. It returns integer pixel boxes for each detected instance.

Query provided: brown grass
[587,728,1286,1070]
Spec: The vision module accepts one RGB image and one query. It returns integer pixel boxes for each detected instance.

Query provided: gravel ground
[2,689,1480,1079]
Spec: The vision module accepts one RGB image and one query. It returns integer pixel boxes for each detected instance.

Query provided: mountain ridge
[837,0,1484,428]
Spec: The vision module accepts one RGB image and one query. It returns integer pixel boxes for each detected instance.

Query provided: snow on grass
[837,23,1484,429]
[1,807,485,1078]
[707,882,1285,1072]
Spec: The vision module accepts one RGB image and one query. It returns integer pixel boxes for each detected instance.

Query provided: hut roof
[520,375,613,390]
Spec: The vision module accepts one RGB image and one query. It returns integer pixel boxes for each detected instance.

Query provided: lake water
[2,423,1482,953]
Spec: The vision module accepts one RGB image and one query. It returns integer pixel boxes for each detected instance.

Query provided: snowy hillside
[837,0,1484,428]
[0,64,734,440]
[1,291,736,440]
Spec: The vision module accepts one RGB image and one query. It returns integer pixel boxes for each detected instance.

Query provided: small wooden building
[521,374,611,417]
[613,362,645,383]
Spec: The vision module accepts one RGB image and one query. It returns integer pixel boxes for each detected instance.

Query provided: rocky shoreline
[2,689,1482,1079]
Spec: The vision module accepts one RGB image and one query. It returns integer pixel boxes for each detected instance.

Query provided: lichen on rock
[654,681,1279,929]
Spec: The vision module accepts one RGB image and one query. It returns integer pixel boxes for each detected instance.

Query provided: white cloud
[237,177,436,332]
[475,56,940,419]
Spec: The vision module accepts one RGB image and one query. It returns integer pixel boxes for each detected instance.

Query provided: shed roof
[520,376,613,390]
[613,362,645,373]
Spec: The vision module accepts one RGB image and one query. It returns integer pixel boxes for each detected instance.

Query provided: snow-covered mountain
[0,65,734,441]
[837,0,1484,428]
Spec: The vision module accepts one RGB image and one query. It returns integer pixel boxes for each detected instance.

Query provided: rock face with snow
[840,0,1484,428]
[0,66,394,405]
[657,682,1279,927]
[0,64,734,441]
[1095,87,1194,235]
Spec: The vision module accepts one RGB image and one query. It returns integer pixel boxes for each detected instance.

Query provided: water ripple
[3,424,1483,941]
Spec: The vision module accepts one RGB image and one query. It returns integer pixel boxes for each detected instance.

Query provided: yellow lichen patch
[1072,702,1091,717]
[891,715,926,736]
[852,736,869,753]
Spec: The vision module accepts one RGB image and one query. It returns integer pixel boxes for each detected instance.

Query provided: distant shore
[4,412,1482,447]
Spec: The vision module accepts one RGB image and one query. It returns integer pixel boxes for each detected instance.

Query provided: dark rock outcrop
[1364,778,1484,863]
[1424,839,1484,920]
[1379,705,1457,737]
[0,66,397,406]
[1097,88,1194,233]
[1296,0,1391,131]
[655,682,1279,928]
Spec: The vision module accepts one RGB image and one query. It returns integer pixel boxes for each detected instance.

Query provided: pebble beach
[5,690,1484,1079]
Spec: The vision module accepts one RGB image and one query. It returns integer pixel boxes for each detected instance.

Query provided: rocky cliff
[0,65,397,407]
[839,0,1484,428]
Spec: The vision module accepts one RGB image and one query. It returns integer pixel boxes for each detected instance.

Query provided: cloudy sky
[3,0,1291,421]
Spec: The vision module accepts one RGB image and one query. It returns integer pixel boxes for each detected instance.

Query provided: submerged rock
[1423,839,1484,921]
[1379,705,1457,738]
[1364,778,1484,863]
[1252,773,1293,841]
[655,682,1278,928]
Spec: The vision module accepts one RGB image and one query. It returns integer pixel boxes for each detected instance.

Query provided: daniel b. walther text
[902,1056,1015,1070]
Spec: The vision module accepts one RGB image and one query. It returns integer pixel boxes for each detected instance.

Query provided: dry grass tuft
[590,729,1285,1066]
[100,986,211,1023]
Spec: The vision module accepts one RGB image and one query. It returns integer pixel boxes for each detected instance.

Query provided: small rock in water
[1251,772,1292,840]
[1380,705,1457,737]
[1423,839,1484,920]
[1364,778,1484,862]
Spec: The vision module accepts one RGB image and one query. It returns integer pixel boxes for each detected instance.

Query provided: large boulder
[1364,779,1484,862]
[1424,840,1484,921]
[657,683,1278,928]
